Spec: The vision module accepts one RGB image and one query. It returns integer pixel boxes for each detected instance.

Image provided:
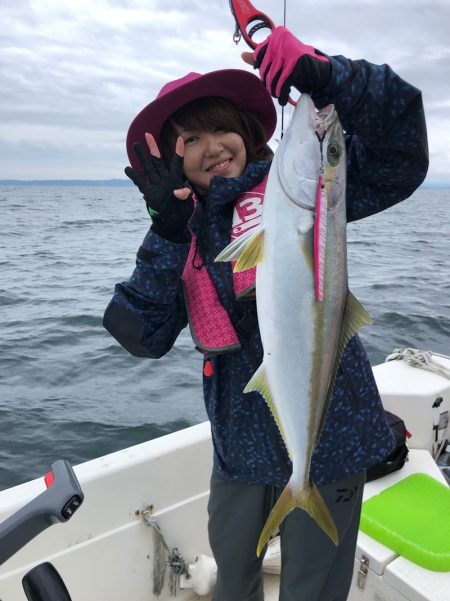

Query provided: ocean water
[0,185,449,491]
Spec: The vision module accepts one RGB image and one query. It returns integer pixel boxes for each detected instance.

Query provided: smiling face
[159,97,271,196]
[176,126,247,195]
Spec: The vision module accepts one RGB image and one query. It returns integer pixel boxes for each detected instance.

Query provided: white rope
[142,511,169,597]
[385,348,450,380]
[142,509,189,597]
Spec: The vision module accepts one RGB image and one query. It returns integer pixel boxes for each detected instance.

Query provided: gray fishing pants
[207,470,365,601]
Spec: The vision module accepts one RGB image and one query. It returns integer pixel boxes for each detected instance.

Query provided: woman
[104,27,428,601]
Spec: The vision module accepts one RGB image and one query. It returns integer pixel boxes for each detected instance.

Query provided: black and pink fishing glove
[125,143,194,244]
[253,26,331,105]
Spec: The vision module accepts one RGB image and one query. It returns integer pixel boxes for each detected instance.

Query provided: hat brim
[126,69,276,172]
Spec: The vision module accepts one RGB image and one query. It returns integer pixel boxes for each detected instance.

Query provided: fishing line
[280,0,287,139]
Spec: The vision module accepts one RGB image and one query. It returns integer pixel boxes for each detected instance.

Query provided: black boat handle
[0,459,84,566]
[22,562,72,601]
[0,460,83,601]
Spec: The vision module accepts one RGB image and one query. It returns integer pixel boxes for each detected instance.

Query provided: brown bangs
[159,96,272,168]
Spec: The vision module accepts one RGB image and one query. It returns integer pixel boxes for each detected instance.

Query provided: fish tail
[304,481,339,546]
[256,480,339,557]
[257,481,296,557]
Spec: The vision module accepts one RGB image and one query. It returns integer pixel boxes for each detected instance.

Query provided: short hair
[159,96,272,168]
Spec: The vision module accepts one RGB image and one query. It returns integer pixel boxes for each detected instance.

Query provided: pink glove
[253,27,330,105]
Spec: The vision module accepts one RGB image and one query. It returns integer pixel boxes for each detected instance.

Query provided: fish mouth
[205,158,233,173]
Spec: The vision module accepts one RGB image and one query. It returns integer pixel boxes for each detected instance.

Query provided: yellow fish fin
[333,291,373,397]
[306,482,339,546]
[257,481,296,557]
[316,290,373,441]
[214,227,255,262]
[234,229,265,272]
[256,480,339,557]
[339,290,373,355]
[214,227,264,273]
[244,364,291,458]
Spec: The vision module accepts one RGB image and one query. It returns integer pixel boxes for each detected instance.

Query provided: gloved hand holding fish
[242,26,331,105]
[215,93,372,556]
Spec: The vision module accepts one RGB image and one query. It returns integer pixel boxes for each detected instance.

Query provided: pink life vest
[182,176,267,354]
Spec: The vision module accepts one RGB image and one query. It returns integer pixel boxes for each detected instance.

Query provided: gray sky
[1,0,449,183]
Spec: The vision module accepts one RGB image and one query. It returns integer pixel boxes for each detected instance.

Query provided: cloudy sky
[2,0,449,183]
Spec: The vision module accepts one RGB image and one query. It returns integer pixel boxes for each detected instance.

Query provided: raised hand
[125,134,194,243]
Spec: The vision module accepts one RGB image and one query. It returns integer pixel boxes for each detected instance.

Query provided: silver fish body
[216,93,371,555]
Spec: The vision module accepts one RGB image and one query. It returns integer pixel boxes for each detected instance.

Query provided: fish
[215,93,372,556]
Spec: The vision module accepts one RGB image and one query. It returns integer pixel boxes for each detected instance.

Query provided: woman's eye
[185,135,198,145]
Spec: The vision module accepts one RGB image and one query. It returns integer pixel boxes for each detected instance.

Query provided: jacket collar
[207,160,271,208]
[188,159,271,259]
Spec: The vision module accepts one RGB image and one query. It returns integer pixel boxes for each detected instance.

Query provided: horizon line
[0,178,449,189]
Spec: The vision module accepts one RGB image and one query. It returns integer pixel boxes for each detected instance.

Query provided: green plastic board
[360,473,450,572]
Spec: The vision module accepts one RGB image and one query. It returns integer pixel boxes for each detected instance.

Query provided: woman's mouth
[206,158,232,173]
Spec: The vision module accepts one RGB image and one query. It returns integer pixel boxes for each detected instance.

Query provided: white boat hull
[0,422,213,600]
[0,355,449,600]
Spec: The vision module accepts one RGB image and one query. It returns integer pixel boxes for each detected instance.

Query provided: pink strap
[182,233,240,351]
[181,176,267,352]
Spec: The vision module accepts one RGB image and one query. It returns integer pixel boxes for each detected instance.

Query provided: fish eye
[327,142,341,166]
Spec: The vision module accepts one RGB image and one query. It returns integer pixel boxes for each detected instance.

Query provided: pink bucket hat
[126,69,276,172]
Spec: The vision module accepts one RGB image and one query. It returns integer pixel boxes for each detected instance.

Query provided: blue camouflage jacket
[104,56,428,487]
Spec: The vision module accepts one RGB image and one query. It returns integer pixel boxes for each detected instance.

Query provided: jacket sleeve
[103,228,190,358]
[312,56,429,222]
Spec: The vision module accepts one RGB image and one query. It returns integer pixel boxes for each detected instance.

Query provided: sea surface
[0,185,449,491]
